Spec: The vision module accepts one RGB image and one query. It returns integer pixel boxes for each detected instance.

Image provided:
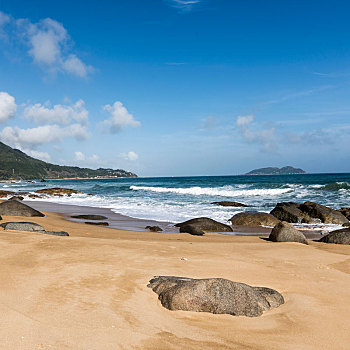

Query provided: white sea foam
[129,185,292,197]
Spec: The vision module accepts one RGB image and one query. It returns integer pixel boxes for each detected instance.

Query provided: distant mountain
[245,166,306,175]
[0,141,137,180]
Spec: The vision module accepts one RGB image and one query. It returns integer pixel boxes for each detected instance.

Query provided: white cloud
[23,99,88,125]
[74,151,100,166]
[236,114,254,127]
[25,149,51,161]
[74,151,85,161]
[166,0,201,10]
[1,12,93,77]
[120,151,139,161]
[0,92,17,123]
[103,101,141,133]
[0,123,89,149]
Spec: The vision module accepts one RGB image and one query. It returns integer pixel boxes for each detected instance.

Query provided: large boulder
[319,228,350,245]
[36,188,82,197]
[179,224,205,236]
[270,202,312,223]
[147,276,284,317]
[175,217,233,232]
[211,201,248,207]
[0,200,44,217]
[299,201,348,225]
[337,208,350,220]
[229,211,280,227]
[269,221,308,245]
[71,214,108,220]
[0,222,45,232]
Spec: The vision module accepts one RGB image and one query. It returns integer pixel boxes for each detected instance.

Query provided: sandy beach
[0,207,349,350]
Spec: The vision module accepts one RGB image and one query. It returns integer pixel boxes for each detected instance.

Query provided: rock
[175,217,233,232]
[0,200,44,217]
[8,196,24,201]
[270,202,311,223]
[40,179,47,182]
[269,221,308,245]
[319,228,350,245]
[299,201,348,225]
[147,276,284,317]
[211,201,248,207]
[42,231,69,237]
[342,222,350,227]
[0,222,45,232]
[36,188,82,196]
[0,190,15,198]
[71,214,108,220]
[28,194,43,199]
[179,224,205,236]
[337,208,350,220]
[145,225,163,232]
[85,222,109,226]
[229,211,280,227]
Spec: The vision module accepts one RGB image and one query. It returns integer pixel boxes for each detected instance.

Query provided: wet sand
[0,205,349,349]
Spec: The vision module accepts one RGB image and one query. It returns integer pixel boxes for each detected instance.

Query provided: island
[0,141,137,180]
[245,166,306,175]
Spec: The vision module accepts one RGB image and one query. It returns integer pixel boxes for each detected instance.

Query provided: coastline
[0,204,348,349]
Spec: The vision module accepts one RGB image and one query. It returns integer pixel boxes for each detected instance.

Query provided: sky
[1,0,350,176]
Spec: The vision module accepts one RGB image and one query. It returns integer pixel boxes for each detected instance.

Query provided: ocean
[2,173,350,232]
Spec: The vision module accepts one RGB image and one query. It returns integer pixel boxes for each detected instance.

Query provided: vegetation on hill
[245,166,306,175]
[0,142,137,180]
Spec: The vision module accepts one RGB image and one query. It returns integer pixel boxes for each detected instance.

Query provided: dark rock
[8,196,24,201]
[40,179,47,182]
[85,221,109,226]
[175,217,233,232]
[269,221,308,245]
[0,222,45,232]
[337,208,350,220]
[0,190,15,198]
[300,201,348,225]
[270,202,311,223]
[211,201,248,207]
[179,224,205,236]
[145,225,163,232]
[71,214,108,220]
[36,188,82,196]
[42,231,69,237]
[342,222,350,227]
[0,200,44,217]
[28,194,43,199]
[319,228,350,245]
[147,276,284,317]
[229,211,280,227]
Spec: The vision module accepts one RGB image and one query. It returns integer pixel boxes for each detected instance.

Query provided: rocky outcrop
[179,224,205,236]
[211,201,248,207]
[0,190,15,198]
[299,201,348,225]
[0,200,44,217]
[337,208,350,220]
[229,211,280,227]
[71,214,108,220]
[269,221,308,245]
[145,226,163,232]
[0,222,45,232]
[147,276,284,317]
[270,202,312,223]
[319,229,350,245]
[175,217,233,232]
[36,188,82,196]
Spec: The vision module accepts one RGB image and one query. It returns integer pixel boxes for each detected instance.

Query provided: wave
[319,182,350,191]
[129,185,292,197]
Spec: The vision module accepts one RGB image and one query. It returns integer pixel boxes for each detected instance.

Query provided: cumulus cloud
[0,124,89,149]
[103,101,141,133]
[1,12,93,77]
[25,149,51,161]
[74,151,100,166]
[236,114,276,152]
[74,151,85,161]
[120,151,139,161]
[0,92,17,123]
[23,99,88,125]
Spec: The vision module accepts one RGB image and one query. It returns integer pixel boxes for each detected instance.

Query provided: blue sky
[0,0,350,176]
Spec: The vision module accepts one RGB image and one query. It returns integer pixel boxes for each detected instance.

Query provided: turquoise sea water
[2,173,350,230]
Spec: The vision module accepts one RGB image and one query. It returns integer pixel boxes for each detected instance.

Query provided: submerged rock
[85,221,109,226]
[175,217,232,232]
[0,200,44,217]
[0,222,45,232]
[148,276,284,317]
[179,224,205,236]
[36,188,82,197]
[319,228,350,245]
[71,214,108,220]
[229,211,280,227]
[42,231,69,237]
[269,221,308,245]
[211,201,248,207]
[145,225,163,232]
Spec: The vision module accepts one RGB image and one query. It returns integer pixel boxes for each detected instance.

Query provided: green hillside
[0,142,137,180]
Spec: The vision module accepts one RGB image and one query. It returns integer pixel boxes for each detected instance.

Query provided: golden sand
[0,212,349,349]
